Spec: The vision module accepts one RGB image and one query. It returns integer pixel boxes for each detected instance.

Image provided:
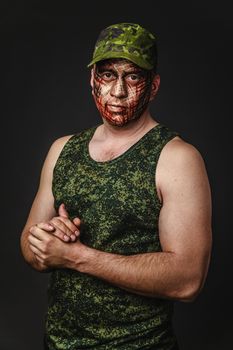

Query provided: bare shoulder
[49,134,74,158]
[160,136,205,168]
[156,136,210,200]
[44,134,74,170]
[158,136,206,175]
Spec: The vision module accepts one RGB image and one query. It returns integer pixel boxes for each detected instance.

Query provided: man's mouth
[107,104,127,112]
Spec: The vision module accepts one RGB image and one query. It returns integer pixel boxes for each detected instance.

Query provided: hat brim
[87,51,153,70]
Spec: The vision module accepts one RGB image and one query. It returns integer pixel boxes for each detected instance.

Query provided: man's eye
[128,74,140,81]
[102,72,113,79]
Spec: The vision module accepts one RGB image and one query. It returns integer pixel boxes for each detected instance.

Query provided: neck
[100,109,158,141]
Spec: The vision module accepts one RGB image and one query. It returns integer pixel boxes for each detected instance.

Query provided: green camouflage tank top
[45,123,179,350]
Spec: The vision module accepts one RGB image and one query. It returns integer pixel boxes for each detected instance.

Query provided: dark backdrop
[1,1,232,349]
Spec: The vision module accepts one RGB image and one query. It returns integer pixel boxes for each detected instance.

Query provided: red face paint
[92,59,153,127]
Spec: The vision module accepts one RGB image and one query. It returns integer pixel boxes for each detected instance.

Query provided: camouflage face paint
[92,59,153,127]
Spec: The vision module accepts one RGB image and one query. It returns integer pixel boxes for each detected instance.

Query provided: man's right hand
[33,204,81,243]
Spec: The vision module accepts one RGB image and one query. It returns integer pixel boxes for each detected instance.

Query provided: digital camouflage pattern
[45,124,179,349]
[88,23,157,71]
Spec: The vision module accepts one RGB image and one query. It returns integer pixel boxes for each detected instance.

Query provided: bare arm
[20,135,73,271]
[68,139,212,302]
[28,138,212,301]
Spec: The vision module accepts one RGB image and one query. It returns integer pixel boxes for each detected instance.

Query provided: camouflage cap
[87,23,157,70]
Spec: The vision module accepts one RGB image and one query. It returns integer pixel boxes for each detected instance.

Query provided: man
[20,23,212,350]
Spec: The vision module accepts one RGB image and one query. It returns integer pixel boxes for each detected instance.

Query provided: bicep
[157,140,212,277]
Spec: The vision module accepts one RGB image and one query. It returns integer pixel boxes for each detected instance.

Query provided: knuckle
[51,217,64,230]
[59,216,67,223]
[61,219,72,232]
[40,244,46,253]
[55,231,63,239]
[37,222,44,229]
[40,254,46,261]
[41,221,50,228]
[43,239,51,251]
[29,226,35,233]
[71,223,78,231]
[60,216,73,228]
[51,219,73,237]
[50,217,57,225]
[64,227,72,236]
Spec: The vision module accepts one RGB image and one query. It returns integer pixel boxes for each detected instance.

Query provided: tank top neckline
[85,123,163,165]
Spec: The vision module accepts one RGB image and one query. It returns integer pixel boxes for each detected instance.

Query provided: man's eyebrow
[96,66,146,77]
[123,69,146,77]
[97,66,116,73]
[124,69,144,74]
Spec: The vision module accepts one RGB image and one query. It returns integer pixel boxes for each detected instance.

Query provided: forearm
[20,230,50,272]
[75,247,200,301]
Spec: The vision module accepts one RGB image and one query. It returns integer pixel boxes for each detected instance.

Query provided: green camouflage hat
[87,23,157,70]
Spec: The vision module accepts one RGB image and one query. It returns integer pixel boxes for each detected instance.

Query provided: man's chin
[103,114,133,127]
[106,119,128,127]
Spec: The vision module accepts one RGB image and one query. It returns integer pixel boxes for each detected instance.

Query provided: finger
[45,223,72,242]
[69,234,76,242]
[37,222,55,232]
[30,247,45,264]
[29,243,44,257]
[58,203,69,218]
[29,225,51,241]
[50,229,71,242]
[34,255,45,264]
[53,230,76,242]
[50,217,78,238]
[35,220,71,242]
[28,234,44,251]
[73,217,81,227]
[74,229,80,237]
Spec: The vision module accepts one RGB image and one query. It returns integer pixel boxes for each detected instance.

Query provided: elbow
[175,278,204,303]
[20,239,49,273]
[28,260,50,273]
[178,286,201,303]
[171,251,211,303]
[22,254,49,273]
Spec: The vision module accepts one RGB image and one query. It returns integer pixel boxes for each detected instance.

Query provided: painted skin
[92,59,154,127]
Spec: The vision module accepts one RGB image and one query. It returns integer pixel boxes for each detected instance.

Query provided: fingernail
[74,230,79,236]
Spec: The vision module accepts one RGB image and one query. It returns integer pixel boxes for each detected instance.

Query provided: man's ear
[150,74,160,101]
[90,67,94,95]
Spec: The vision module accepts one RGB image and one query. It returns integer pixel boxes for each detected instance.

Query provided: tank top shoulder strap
[150,123,179,148]
[54,126,97,163]
[136,124,180,159]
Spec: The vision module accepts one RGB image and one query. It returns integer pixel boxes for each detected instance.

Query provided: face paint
[92,59,153,127]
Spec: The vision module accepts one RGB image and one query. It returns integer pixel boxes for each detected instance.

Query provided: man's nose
[110,78,127,98]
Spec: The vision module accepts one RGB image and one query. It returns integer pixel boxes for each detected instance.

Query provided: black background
[1,1,232,349]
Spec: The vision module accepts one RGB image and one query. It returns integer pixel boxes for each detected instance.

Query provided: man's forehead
[96,58,143,72]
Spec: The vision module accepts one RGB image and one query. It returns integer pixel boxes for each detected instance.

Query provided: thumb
[58,203,69,218]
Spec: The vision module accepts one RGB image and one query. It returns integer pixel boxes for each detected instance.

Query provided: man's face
[91,59,154,127]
